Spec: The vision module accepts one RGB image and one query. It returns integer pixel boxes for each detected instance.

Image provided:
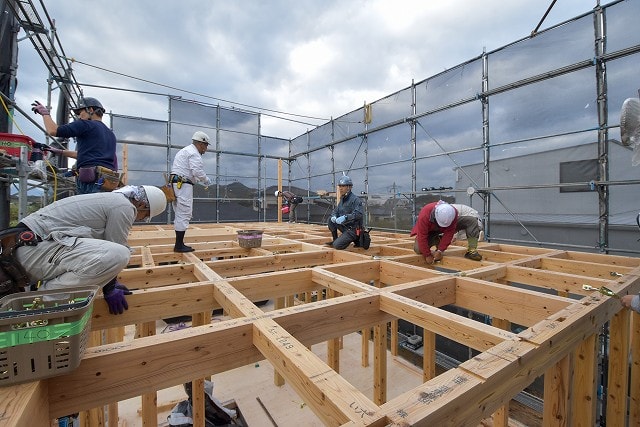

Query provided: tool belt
[0,225,40,299]
[78,165,121,191]
[170,174,194,189]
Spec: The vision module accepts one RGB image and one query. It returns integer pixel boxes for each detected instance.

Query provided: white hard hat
[274,190,280,197]
[434,202,456,227]
[141,185,167,221]
[192,131,210,144]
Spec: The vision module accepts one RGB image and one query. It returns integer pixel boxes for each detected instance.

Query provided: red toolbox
[0,133,35,158]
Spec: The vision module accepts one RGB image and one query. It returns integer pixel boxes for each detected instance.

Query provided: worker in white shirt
[169,131,212,252]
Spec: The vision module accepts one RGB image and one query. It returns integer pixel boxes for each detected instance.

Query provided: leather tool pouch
[358,227,372,250]
[0,228,36,299]
[78,166,97,183]
[95,166,121,191]
[161,183,176,202]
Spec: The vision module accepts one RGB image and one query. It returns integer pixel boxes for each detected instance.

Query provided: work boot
[464,250,482,261]
[174,230,194,252]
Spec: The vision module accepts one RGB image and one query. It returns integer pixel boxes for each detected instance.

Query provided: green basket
[0,286,97,387]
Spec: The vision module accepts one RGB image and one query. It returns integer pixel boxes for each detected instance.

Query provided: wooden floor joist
[1,222,639,426]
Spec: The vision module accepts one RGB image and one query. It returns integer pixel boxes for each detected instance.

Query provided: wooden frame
[1,223,639,426]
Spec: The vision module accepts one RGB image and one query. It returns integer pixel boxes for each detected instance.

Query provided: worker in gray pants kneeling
[5,185,167,315]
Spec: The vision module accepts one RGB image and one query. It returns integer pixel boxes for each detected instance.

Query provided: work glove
[330,216,337,223]
[102,280,132,315]
[335,215,347,225]
[31,101,50,116]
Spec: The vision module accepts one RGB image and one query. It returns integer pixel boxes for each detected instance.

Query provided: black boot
[174,230,194,252]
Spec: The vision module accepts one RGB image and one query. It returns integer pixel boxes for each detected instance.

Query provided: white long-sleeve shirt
[171,143,210,185]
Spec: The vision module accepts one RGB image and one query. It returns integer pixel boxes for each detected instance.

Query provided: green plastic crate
[0,286,97,386]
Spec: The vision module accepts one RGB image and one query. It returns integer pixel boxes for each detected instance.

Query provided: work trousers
[328,221,358,250]
[455,215,482,239]
[172,183,194,231]
[15,238,130,290]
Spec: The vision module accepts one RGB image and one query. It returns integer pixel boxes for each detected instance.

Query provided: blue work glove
[102,281,132,315]
[336,215,347,225]
[31,101,50,116]
[330,216,337,223]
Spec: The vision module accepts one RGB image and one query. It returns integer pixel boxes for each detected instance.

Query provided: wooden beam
[0,381,49,427]
[379,293,514,351]
[503,265,610,295]
[539,258,633,280]
[455,277,572,326]
[47,321,257,418]
[253,318,384,426]
[208,250,334,277]
[91,282,221,330]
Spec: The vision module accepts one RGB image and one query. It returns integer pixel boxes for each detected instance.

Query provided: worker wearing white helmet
[275,189,302,223]
[410,200,458,264]
[169,131,213,252]
[7,185,167,314]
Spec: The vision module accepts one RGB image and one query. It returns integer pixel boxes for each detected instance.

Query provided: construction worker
[31,97,118,194]
[621,294,640,313]
[170,131,212,252]
[451,204,483,261]
[411,201,458,264]
[327,175,364,250]
[275,190,301,223]
[7,185,167,314]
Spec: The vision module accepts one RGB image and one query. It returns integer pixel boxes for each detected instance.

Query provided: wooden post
[106,326,124,426]
[82,331,105,426]
[491,406,509,427]
[121,143,128,184]
[361,327,370,367]
[277,159,282,223]
[543,354,571,426]
[491,317,511,423]
[630,312,640,426]
[390,319,398,356]
[191,311,212,427]
[136,321,158,427]
[274,296,285,386]
[571,334,598,427]
[373,322,387,405]
[606,309,631,425]
[422,330,435,382]
[327,289,340,373]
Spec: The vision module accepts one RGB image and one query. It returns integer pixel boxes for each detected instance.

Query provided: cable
[64,57,331,123]
[0,93,26,135]
[531,0,558,37]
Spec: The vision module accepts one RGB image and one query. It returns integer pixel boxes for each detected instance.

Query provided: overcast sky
[10,0,601,140]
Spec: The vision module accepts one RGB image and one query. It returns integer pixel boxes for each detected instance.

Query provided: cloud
[10,0,595,141]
